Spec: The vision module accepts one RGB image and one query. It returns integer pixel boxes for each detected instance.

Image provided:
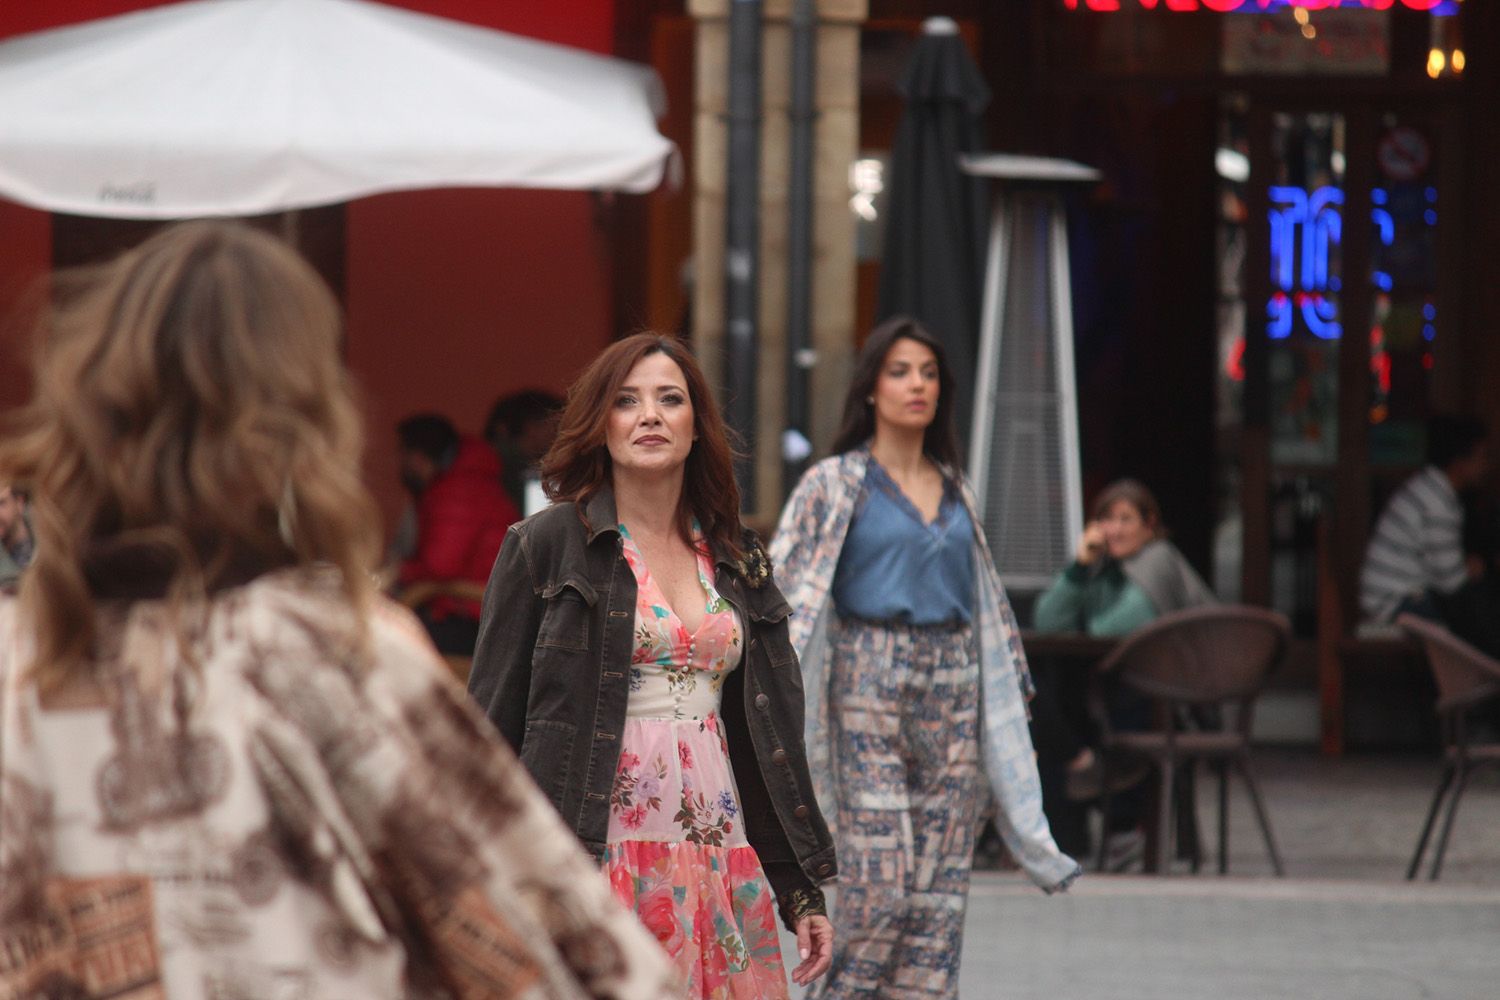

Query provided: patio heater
[963,154,1101,596]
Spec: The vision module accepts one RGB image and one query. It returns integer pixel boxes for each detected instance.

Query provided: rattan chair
[1093,605,1290,876]
[1396,613,1500,881]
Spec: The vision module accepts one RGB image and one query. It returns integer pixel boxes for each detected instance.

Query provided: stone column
[690,0,865,528]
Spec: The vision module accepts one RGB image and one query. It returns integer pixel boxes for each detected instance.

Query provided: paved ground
[959,876,1500,1000]
[786,749,1500,999]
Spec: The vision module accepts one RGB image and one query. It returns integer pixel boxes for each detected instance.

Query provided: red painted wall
[341,3,619,532]
[0,201,50,413]
[346,186,612,528]
[0,1,620,536]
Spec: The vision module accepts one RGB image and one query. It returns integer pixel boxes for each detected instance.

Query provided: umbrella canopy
[876,17,990,441]
[0,0,675,219]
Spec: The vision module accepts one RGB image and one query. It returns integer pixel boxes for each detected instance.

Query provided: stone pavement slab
[785,749,1500,998]
[960,875,1500,1000]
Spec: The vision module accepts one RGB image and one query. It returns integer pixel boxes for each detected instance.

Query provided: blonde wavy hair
[0,220,380,688]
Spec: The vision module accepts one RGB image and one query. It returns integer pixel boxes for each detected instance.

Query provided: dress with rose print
[604,524,791,1000]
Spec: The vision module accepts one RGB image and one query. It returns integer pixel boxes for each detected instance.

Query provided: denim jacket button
[771,748,788,765]
[794,804,809,819]
[818,862,833,877]
[754,693,770,711]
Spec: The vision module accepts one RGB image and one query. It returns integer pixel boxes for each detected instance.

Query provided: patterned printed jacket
[770,448,1081,893]
[0,569,679,1000]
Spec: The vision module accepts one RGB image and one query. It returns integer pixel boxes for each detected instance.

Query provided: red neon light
[1370,327,1391,395]
[1064,0,1435,10]
[1226,335,1247,383]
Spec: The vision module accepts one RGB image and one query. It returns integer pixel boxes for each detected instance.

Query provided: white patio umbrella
[0,0,676,219]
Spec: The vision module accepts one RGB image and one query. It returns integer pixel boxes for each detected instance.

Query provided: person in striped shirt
[1360,415,1497,656]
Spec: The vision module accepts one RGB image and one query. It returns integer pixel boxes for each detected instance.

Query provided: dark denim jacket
[467,490,837,902]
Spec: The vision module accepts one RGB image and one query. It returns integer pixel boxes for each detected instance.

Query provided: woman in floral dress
[469,334,837,999]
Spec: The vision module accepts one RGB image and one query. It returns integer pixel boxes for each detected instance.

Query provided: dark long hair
[541,333,743,559]
[830,315,962,468]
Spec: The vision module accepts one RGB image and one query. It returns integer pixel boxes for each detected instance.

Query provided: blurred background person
[772,316,1078,1000]
[1031,478,1217,863]
[1035,479,1216,639]
[1360,413,1499,658]
[395,411,519,660]
[468,333,836,998]
[0,220,677,1000]
[484,388,564,514]
[0,482,34,592]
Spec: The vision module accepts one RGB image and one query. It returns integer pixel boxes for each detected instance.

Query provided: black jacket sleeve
[467,525,543,751]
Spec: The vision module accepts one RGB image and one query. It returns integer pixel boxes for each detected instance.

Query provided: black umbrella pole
[725,0,762,510]
[784,0,816,496]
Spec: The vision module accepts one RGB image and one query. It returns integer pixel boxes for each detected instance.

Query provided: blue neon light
[1268,295,1294,339]
[1268,184,1437,340]
[1373,207,1394,245]
[1269,185,1343,340]
[1423,324,1436,341]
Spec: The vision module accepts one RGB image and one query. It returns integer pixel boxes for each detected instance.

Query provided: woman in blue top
[772,317,1076,1000]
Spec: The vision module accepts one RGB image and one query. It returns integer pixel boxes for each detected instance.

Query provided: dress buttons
[794,804,809,819]
[771,749,788,765]
[754,693,770,710]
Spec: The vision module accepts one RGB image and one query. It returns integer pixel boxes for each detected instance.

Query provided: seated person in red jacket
[396,413,520,655]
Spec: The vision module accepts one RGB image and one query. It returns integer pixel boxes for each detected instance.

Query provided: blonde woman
[0,222,675,1000]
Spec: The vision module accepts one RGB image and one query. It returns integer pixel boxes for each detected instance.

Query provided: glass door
[1216,98,1448,632]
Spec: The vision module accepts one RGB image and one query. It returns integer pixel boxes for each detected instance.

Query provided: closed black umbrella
[877,17,991,445]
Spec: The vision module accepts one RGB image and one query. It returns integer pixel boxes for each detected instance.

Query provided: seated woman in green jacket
[1034,478,1214,636]
[1030,479,1216,861]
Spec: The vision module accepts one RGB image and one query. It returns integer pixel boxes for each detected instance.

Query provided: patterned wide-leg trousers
[810,618,982,1000]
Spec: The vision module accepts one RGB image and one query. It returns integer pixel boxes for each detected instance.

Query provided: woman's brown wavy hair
[1090,478,1165,539]
[542,333,743,559]
[0,220,380,688]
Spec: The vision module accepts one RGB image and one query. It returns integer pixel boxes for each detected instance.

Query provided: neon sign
[1269,185,1343,340]
[1266,184,1434,341]
[1063,0,1458,12]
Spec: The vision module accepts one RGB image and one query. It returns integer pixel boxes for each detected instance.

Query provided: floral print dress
[604,525,790,1000]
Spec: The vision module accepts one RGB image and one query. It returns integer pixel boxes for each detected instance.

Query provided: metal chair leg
[1155,753,1175,875]
[1181,763,1203,874]
[1235,754,1284,877]
[1406,763,1455,880]
[1218,759,1230,876]
[1429,763,1470,881]
[1095,755,1114,874]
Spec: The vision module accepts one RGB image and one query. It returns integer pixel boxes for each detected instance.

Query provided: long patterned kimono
[0,570,678,1000]
[770,449,1079,893]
